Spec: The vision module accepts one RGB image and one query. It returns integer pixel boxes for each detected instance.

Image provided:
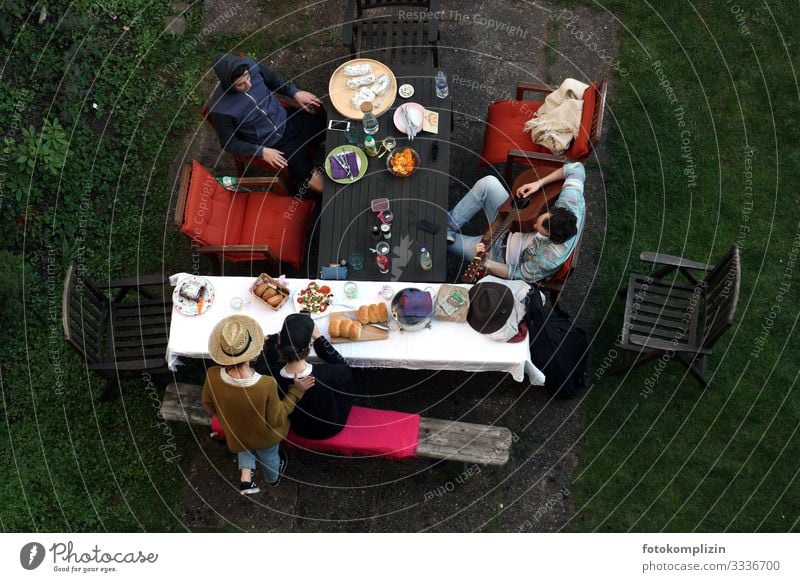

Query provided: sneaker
[446,230,455,245]
[269,450,289,487]
[239,480,260,495]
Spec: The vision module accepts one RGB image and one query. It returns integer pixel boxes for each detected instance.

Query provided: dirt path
[178,0,619,531]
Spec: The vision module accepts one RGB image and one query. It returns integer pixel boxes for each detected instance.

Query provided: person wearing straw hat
[202,315,312,495]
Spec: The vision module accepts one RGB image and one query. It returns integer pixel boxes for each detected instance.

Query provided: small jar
[381,223,391,240]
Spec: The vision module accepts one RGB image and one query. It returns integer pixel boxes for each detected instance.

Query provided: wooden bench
[161,382,513,466]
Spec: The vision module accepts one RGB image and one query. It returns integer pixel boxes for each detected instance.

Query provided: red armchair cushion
[480,83,598,166]
[480,99,547,166]
[231,191,315,269]
[180,161,246,246]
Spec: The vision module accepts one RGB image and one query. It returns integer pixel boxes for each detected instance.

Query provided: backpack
[525,291,589,398]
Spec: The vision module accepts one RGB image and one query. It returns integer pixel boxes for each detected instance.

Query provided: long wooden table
[165,276,545,385]
[316,66,452,282]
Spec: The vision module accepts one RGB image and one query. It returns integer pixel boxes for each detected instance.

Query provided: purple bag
[401,289,433,318]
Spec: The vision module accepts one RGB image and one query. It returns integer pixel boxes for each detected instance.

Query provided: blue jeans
[237,444,280,484]
[447,176,509,262]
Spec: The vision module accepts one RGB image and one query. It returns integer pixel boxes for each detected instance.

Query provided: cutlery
[341,313,390,331]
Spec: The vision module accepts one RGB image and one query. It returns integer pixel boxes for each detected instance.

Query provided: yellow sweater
[201,367,304,453]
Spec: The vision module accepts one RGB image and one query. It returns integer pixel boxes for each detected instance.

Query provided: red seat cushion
[549,252,574,284]
[180,161,246,246]
[480,99,546,166]
[228,191,315,269]
[480,83,598,167]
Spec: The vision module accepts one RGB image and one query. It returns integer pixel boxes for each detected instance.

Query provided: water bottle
[419,247,433,271]
[360,102,379,135]
[364,134,378,157]
[435,71,449,99]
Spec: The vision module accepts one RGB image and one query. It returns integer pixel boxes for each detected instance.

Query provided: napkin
[401,289,433,317]
[330,151,359,179]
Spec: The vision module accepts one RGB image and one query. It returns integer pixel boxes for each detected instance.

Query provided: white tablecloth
[166,276,545,385]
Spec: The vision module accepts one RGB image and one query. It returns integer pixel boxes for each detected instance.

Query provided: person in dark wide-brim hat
[202,315,313,494]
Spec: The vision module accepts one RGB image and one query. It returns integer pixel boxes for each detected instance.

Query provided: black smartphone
[417,219,440,234]
[328,119,351,132]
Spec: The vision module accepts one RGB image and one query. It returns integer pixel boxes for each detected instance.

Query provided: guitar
[461,181,564,283]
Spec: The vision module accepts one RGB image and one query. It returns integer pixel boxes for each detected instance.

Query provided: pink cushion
[286,406,420,460]
[211,407,421,460]
[180,161,246,246]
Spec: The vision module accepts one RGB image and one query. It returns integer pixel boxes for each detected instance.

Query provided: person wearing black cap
[254,314,354,440]
[208,53,326,192]
[202,315,313,494]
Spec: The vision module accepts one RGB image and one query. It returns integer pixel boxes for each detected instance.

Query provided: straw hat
[208,315,265,366]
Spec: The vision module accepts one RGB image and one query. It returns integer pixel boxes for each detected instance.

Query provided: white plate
[291,284,357,320]
[398,84,414,98]
[172,275,215,316]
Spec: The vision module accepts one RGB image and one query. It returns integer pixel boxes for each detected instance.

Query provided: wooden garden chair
[342,0,441,67]
[613,246,741,387]
[62,263,172,401]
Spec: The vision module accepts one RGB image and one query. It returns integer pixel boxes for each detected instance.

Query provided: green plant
[3,119,69,201]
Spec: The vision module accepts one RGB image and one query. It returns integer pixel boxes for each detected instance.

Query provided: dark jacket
[254,336,353,440]
[209,53,298,157]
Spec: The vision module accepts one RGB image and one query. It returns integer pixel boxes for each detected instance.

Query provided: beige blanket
[523,78,588,154]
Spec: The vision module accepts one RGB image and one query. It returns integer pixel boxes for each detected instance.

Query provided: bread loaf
[254,283,268,297]
[262,286,277,299]
[358,305,370,324]
[368,304,379,323]
[377,302,388,322]
[348,320,362,340]
[329,318,342,338]
[266,293,283,307]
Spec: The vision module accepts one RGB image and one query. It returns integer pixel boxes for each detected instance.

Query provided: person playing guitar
[447,163,586,283]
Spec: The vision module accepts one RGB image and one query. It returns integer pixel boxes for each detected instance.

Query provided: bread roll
[254,283,268,297]
[329,318,342,338]
[262,286,277,299]
[377,302,388,322]
[358,305,370,324]
[266,293,283,307]
[348,320,362,340]
[340,319,352,338]
[368,304,380,323]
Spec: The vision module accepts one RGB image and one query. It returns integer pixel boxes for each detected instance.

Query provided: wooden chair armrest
[235,176,282,189]
[628,334,713,356]
[515,82,556,101]
[174,163,192,228]
[342,0,356,44]
[96,274,170,289]
[504,149,568,185]
[427,0,441,42]
[195,245,272,253]
[639,252,714,271]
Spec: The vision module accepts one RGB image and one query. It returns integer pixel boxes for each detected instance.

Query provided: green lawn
[570,0,800,531]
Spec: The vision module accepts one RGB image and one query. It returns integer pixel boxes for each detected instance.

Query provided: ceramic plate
[324,144,369,184]
[398,84,414,98]
[172,275,215,316]
[393,102,425,135]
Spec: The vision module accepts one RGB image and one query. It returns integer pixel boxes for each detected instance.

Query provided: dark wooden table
[317,66,452,282]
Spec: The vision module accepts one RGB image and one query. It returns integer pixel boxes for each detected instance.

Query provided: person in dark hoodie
[209,53,326,193]
[254,314,353,440]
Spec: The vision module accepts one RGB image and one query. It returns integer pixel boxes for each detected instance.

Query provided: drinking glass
[345,123,360,145]
[349,252,365,270]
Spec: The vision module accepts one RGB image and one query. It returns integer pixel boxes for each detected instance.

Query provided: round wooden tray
[328,58,397,120]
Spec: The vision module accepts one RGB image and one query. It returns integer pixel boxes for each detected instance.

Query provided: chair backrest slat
[701,246,740,348]
[62,263,108,364]
[356,0,433,18]
[590,80,608,147]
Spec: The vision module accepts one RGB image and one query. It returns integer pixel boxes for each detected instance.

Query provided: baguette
[368,304,380,323]
[348,320,362,340]
[329,318,342,338]
[377,302,388,322]
[358,305,370,324]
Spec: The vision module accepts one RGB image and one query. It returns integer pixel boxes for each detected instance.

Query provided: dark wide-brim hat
[467,282,514,335]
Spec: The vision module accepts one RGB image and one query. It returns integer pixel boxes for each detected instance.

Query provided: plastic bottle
[364,134,378,157]
[435,71,449,99]
[360,102,379,135]
[419,247,433,271]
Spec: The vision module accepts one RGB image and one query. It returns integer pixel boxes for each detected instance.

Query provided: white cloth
[523,78,588,154]
[220,369,261,387]
[165,277,546,385]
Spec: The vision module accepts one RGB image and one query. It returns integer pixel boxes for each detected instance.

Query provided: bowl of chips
[386,147,420,177]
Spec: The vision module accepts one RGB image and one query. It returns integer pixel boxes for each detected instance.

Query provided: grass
[567,0,800,531]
